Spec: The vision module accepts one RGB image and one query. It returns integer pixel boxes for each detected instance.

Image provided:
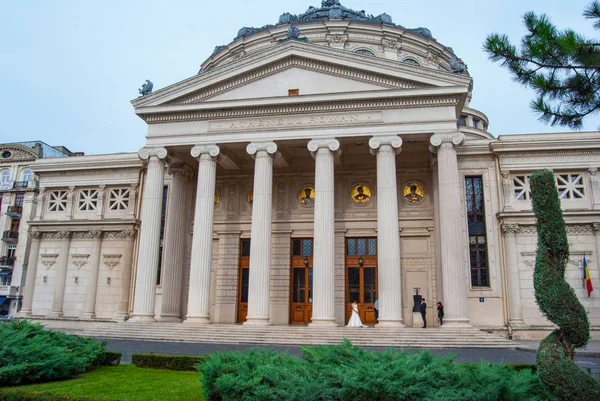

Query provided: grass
[11,365,204,401]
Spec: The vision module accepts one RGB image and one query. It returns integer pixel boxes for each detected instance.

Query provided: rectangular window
[465,176,489,287]
[556,174,585,199]
[288,89,299,96]
[77,189,98,211]
[14,193,24,207]
[108,188,130,211]
[156,186,168,285]
[48,190,68,212]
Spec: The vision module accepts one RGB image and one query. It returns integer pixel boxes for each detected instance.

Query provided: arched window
[22,169,33,181]
[0,171,10,184]
[402,58,420,66]
[355,49,376,57]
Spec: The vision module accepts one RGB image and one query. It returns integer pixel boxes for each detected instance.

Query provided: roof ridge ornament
[278,25,309,43]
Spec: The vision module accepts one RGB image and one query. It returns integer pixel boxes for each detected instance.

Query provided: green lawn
[11,365,204,401]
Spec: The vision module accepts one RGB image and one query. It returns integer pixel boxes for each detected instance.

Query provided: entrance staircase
[83,323,518,349]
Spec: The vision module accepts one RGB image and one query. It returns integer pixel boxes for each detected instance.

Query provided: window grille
[556,174,585,199]
[108,188,130,211]
[77,189,98,211]
[513,175,531,201]
[48,190,68,212]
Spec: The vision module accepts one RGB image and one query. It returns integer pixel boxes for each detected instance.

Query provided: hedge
[0,389,104,401]
[131,354,208,371]
[101,352,121,366]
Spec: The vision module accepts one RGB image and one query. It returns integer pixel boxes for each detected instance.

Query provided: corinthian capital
[191,144,220,159]
[501,224,520,235]
[307,138,340,157]
[246,142,278,158]
[138,147,168,161]
[368,136,402,155]
[429,132,465,151]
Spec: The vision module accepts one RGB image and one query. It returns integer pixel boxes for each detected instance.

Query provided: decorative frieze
[144,95,461,125]
[42,231,72,241]
[103,254,122,269]
[72,230,103,241]
[71,254,90,269]
[566,224,593,235]
[29,231,43,240]
[103,229,136,241]
[501,224,519,235]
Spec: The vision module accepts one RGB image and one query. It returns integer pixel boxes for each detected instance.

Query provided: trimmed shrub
[101,352,122,366]
[530,170,600,399]
[131,353,207,371]
[507,364,537,373]
[199,339,551,401]
[0,320,106,385]
[0,389,103,400]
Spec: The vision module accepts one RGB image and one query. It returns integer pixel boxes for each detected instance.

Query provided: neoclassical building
[6,1,600,336]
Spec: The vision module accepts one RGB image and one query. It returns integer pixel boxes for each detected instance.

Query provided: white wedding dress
[346,303,367,327]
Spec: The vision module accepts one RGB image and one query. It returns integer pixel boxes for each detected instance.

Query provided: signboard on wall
[0,182,14,191]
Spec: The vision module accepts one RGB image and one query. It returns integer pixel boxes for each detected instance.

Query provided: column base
[183,316,211,324]
[376,319,405,328]
[309,319,338,327]
[128,314,156,323]
[113,312,129,322]
[439,318,472,329]
[412,311,424,328]
[158,315,183,323]
[243,317,272,326]
[17,309,32,318]
[507,319,528,328]
[47,311,63,319]
[80,312,96,320]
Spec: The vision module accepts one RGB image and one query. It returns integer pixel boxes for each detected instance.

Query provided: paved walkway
[101,338,600,379]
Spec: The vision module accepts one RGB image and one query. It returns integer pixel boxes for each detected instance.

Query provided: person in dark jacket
[437,301,444,326]
[420,298,427,328]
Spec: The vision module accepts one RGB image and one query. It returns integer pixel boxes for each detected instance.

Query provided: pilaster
[115,229,136,320]
[501,224,526,327]
[244,141,277,326]
[48,231,72,318]
[369,135,405,327]
[18,231,42,316]
[81,230,104,319]
[307,138,340,327]
[130,146,168,322]
[184,145,220,324]
[430,132,471,328]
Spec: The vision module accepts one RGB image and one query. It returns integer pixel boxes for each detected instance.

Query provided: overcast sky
[1,0,598,155]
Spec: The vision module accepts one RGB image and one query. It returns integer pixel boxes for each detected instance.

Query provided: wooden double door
[345,237,378,325]
[237,239,250,323]
[290,239,313,324]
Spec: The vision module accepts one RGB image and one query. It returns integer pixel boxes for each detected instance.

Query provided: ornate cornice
[72,230,103,240]
[566,224,593,235]
[103,230,136,241]
[168,56,427,105]
[143,95,461,124]
[42,231,72,241]
[30,231,43,240]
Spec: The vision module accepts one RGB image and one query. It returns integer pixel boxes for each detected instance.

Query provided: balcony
[12,181,29,190]
[0,285,17,297]
[0,257,14,268]
[6,206,22,219]
[1,231,18,243]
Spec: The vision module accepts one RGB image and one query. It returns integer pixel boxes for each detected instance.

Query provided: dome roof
[213,0,434,55]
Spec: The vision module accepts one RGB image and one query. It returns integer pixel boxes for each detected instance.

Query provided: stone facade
[4,2,600,338]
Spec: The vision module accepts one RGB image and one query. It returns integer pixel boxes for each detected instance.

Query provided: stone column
[430,132,471,328]
[244,142,278,326]
[48,231,72,318]
[184,145,220,324]
[369,135,405,327]
[159,165,190,322]
[502,224,526,326]
[130,147,168,322]
[81,230,103,319]
[307,138,340,327]
[115,229,136,320]
[19,231,42,316]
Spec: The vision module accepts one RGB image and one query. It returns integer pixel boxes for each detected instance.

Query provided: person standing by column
[437,301,444,326]
[420,297,427,328]
[374,298,379,323]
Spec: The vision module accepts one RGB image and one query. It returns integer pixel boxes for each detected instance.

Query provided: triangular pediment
[132,41,471,110]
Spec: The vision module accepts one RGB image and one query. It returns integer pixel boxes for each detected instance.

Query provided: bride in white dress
[346,301,367,327]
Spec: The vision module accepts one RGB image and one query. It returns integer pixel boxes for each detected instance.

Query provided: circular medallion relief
[402,182,425,205]
[297,185,315,207]
[247,191,253,207]
[350,184,372,205]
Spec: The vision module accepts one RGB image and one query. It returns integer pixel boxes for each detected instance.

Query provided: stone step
[83,323,518,349]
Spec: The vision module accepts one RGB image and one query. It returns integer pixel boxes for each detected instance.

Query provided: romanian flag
[583,255,593,297]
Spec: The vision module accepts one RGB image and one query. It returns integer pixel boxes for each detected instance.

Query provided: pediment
[133,41,472,110]
[0,145,39,164]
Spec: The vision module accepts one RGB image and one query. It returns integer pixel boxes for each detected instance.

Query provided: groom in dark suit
[420,298,427,328]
